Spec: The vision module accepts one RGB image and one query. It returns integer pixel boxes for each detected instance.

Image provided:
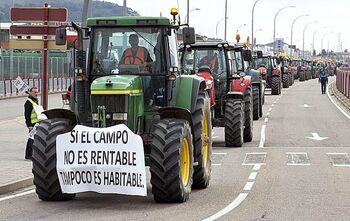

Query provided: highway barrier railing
[336,68,350,98]
[0,77,73,97]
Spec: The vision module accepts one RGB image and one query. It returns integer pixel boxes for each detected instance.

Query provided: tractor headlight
[113,113,127,121]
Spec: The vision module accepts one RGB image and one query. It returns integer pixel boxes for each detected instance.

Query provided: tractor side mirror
[257,51,263,58]
[183,27,195,45]
[243,50,252,62]
[55,28,67,45]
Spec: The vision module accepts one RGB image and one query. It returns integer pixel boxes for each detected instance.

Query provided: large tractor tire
[299,72,305,81]
[252,86,260,120]
[243,89,253,142]
[150,119,194,203]
[288,73,293,86]
[282,74,289,88]
[271,76,281,95]
[225,99,244,147]
[32,118,75,201]
[192,92,212,189]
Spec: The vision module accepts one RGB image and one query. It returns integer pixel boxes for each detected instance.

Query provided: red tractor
[253,55,282,95]
[180,41,253,147]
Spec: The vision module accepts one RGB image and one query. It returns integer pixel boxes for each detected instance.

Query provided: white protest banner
[14,76,29,93]
[56,124,147,196]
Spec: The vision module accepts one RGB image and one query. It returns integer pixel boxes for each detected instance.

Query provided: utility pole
[224,0,227,40]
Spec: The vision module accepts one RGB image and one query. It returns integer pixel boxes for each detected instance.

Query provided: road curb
[0,177,33,195]
[330,83,350,110]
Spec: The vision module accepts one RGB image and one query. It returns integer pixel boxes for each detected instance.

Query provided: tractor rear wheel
[32,118,75,201]
[271,76,281,95]
[252,86,260,120]
[299,72,305,81]
[150,119,194,203]
[244,89,253,142]
[225,99,244,147]
[192,92,212,189]
[282,74,289,88]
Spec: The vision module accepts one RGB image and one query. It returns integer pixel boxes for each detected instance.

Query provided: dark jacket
[24,96,39,127]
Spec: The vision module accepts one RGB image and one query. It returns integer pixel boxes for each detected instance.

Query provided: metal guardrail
[336,68,350,98]
[0,77,73,97]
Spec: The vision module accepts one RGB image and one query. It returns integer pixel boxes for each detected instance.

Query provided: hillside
[0,0,139,22]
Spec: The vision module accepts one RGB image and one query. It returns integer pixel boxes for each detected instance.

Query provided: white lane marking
[300,104,312,108]
[258,125,266,148]
[286,152,308,154]
[268,107,272,111]
[0,189,35,202]
[212,163,222,166]
[273,101,277,104]
[327,153,349,155]
[327,84,350,120]
[243,182,254,191]
[202,193,248,221]
[212,131,215,135]
[266,112,270,116]
[264,118,268,123]
[306,132,328,141]
[271,104,275,107]
[212,136,218,139]
[253,164,261,171]
[213,152,227,155]
[287,163,311,166]
[248,172,258,180]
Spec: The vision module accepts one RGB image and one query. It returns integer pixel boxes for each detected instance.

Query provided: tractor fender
[176,75,206,113]
[226,91,244,100]
[196,71,215,107]
[272,69,281,76]
[43,108,79,128]
[230,76,251,95]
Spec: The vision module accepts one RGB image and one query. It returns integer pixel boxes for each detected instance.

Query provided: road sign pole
[42,3,49,109]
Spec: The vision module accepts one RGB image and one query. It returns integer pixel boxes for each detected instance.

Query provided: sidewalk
[330,82,350,110]
[0,94,64,195]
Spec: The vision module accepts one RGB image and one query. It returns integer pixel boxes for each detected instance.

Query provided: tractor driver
[120,34,153,66]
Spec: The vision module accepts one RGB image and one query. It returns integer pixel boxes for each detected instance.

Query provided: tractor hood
[90,75,143,94]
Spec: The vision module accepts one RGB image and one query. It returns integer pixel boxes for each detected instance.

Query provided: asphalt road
[1,78,350,221]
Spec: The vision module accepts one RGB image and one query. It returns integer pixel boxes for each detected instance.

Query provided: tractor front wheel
[225,100,244,147]
[244,89,253,142]
[271,76,281,95]
[252,86,260,120]
[150,119,194,203]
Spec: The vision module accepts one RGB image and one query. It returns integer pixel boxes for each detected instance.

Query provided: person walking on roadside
[319,67,329,94]
[24,86,44,159]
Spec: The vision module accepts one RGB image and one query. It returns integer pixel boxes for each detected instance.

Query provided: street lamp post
[302,21,318,59]
[273,5,295,52]
[321,31,334,56]
[251,0,260,48]
[216,18,226,39]
[184,8,200,24]
[312,26,326,56]
[290,14,309,57]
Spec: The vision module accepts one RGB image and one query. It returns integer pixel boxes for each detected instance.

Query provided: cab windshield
[182,48,227,79]
[90,27,167,76]
[253,57,270,69]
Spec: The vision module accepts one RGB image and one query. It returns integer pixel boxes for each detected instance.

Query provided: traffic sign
[11,8,67,22]
[10,25,59,36]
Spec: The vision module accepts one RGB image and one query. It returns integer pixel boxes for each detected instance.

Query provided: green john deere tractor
[31,16,212,203]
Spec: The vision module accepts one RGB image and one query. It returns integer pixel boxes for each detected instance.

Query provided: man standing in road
[24,86,43,159]
[319,67,329,94]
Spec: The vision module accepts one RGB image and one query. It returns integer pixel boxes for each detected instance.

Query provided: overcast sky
[106,0,350,52]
